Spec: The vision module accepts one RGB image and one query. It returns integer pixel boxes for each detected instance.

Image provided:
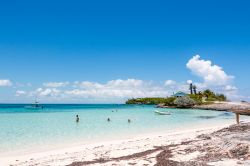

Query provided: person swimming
[107,118,111,122]
[128,119,131,123]
[76,115,80,123]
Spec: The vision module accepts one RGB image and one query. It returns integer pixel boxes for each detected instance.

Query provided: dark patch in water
[219,112,233,116]
[197,116,217,119]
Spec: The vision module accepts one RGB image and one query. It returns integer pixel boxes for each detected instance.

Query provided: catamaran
[25,101,43,109]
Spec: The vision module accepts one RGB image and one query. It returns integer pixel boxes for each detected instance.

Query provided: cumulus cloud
[15,90,26,96]
[74,81,104,89]
[106,79,144,88]
[0,79,12,86]
[185,55,242,100]
[39,88,61,97]
[67,79,168,100]
[187,80,193,84]
[12,55,242,102]
[74,79,144,90]
[224,85,238,91]
[186,55,234,85]
[22,79,167,102]
[165,80,176,86]
[43,82,69,88]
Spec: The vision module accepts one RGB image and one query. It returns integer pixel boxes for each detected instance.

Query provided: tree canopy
[126,89,227,106]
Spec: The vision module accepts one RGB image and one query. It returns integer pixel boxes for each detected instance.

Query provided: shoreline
[1,122,239,166]
[157,101,250,115]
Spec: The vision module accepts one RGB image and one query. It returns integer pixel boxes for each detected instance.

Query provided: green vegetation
[202,89,227,101]
[163,97,176,106]
[125,97,170,105]
[126,89,227,107]
[174,96,196,108]
[189,94,203,105]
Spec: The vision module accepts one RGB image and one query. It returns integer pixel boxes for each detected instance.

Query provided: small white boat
[154,110,171,115]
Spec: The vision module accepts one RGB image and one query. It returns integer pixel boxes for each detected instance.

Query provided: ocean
[0,104,248,156]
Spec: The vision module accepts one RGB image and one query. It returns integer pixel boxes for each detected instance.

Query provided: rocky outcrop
[193,102,250,115]
[157,102,250,115]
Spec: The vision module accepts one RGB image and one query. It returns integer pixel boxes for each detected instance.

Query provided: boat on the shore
[154,110,171,115]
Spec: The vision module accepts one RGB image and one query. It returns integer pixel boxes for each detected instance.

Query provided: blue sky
[0,0,250,103]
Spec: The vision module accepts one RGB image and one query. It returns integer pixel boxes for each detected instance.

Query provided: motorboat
[154,110,171,115]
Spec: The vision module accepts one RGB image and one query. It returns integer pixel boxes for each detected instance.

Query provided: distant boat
[25,101,43,109]
[154,110,171,115]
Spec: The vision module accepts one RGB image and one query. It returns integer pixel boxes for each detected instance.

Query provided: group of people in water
[75,115,131,123]
[107,117,131,123]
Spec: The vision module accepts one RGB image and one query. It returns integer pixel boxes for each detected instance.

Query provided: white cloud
[37,80,164,101]
[224,85,238,91]
[13,79,242,102]
[27,88,61,97]
[75,81,104,89]
[43,82,69,88]
[185,55,242,100]
[75,79,145,90]
[0,79,12,86]
[15,90,26,96]
[165,80,176,86]
[11,55,243,102]
[66,79,169,100]
[106,79,144,88]
[39,88,61,97]
[186,55,234,85]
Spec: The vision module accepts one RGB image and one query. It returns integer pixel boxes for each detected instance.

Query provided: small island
[126,84,250,116]
[126,87,227,108]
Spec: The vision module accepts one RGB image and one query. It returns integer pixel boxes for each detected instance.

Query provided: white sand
[0,124,232,166]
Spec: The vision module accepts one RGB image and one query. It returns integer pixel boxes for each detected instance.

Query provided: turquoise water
[0,104,249,156]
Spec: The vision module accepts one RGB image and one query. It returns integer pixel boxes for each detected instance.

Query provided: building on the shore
[172,91,188,97]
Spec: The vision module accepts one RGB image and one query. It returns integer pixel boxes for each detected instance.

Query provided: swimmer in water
[128,119,131,123]
[107,118,111,122]
[76,115,80,123]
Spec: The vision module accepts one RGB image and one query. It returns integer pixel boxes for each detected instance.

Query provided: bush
[164,97,176,106]
[189,94,203,105]
[126,97,169,105]
[174,96,196,108]
[202,89,227,102]
[215,94,227,101]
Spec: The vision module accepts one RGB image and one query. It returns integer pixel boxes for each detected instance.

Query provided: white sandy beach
[1,123,240,166]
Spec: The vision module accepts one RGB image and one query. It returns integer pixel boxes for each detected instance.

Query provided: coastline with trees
[126,89,227,108]
[125,83,250,115]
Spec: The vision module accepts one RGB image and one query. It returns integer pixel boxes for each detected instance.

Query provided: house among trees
[172,91,188,97]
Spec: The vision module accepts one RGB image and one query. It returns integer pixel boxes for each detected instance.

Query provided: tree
[203,89,215,98]
[216,94,227,101]
[189,83,193,94]
[174,96,196,108]
[193,85,197,95]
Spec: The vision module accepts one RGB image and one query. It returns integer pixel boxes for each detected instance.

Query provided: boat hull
[154,110,171,115]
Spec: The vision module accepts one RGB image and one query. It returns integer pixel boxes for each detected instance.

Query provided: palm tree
[203,89,214,98]
[193,85,197,95]
[198,91,203,99]
[189,83,193,94]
